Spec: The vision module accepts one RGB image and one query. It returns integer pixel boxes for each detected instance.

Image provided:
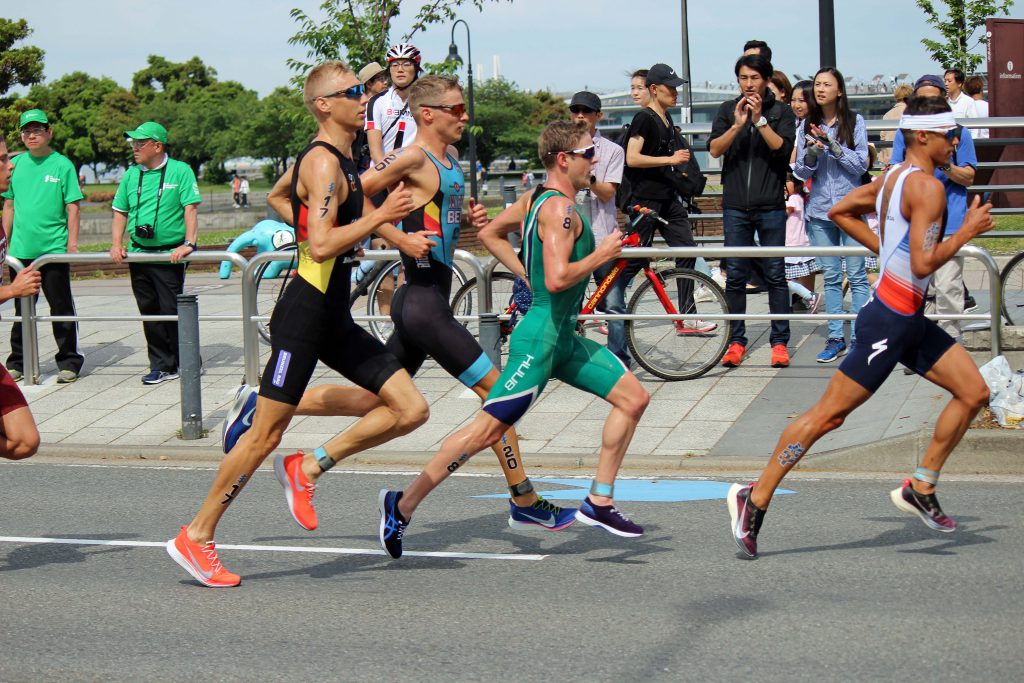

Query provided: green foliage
[132,55,217,103]
[203,161,230,184]
[287,0,510,81]
[238,86,315,176]
[467,77,568,166]
[0,18,46,144]
[0,18,44,95]
[916,0,1016,72]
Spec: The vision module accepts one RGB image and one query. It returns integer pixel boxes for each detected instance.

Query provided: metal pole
[819,0,837,68]
[679,0,692,123]
[177,293,203,440]
[459,20,479,201]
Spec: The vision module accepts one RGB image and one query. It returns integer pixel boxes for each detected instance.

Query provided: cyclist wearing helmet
[366,43,422,164]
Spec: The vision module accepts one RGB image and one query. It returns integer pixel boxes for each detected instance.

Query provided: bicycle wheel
[1000,251,1024,327]
[626,268,729,380]
[253,246,298,345]
[363,260,402,342]
[450,272,519,366]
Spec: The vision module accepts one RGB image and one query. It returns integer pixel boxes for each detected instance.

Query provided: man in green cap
[110,121,202,384]
[1,109,85,383]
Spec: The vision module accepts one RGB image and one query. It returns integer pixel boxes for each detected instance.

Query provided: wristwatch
[183,241,197,250]
[938,165,950,172]
[754,116,768,129]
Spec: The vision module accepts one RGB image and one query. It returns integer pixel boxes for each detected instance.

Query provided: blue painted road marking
[475,479,795,503]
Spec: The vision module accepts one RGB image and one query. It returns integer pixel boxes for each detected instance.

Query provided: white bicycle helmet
[386,43,422,68]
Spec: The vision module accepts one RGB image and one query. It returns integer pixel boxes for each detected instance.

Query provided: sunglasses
[569,106,597,114]
[318,83,366,101]
[424,103,467,117]
[20,126,48,136]
[128,139,153,149]
[547,145,597,160]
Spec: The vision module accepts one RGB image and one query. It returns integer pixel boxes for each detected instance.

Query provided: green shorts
[482,312,627,426]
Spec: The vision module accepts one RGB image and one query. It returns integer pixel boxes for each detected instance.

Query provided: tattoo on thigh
[446,453,470,473]
[777,442,805,467]
[923,222,941,250]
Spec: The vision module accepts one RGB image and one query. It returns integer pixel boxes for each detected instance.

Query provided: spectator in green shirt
[0,132,42,459]
[109,121,202,385]
[1,109,85,384]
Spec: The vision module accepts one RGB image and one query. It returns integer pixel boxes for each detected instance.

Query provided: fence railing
[3,242,1007,387]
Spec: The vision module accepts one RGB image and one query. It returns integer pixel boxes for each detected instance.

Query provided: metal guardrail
[239,249,487,386]
[480,244,1003,360]
[0,243,1006,391]
[7,251,248,384]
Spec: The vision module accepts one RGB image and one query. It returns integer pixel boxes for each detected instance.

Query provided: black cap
[569,91,602,112]
[646,63,687,88]
[913,74,947,94]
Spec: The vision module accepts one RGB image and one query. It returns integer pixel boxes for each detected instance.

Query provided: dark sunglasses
[423,103,467,117]
[318,83,365,101]
[569,106,597,114]
[546,145,597,160]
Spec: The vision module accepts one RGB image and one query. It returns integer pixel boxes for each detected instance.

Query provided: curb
[35,426,1022,475]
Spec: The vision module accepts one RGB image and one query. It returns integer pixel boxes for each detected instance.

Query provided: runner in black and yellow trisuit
[166,60,428,588]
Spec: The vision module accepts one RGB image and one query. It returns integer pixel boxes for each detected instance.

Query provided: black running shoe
[963,294,978,313]
[890,479,957,532]
[574,497,643,537]
[378,489,409,558]
[727,483,766,558]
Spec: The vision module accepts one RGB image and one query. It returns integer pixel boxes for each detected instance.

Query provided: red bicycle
[451,206,730,380]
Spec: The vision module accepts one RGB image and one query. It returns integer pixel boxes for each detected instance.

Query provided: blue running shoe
[378,489,409,559]
[816,338,847,363]
[574,497,643,537]
[222,384,258,453]
[508,496,577,530]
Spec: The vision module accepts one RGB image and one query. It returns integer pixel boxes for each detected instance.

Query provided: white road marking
[0,535,546,561]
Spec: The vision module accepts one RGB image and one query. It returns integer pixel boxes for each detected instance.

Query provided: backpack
[612,122,636,212]
[616,110,706,212]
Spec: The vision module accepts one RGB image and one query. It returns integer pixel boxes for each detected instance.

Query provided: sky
[8,0,1024,97]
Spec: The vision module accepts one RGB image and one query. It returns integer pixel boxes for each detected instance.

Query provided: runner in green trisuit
[377,120,652,558]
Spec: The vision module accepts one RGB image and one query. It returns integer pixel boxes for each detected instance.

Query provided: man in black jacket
[708,53,795,368]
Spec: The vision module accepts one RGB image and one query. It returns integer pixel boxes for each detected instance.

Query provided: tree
[916,0,1016,72]
[467,77,567,167]
[27,72,128,172]
[287,0,510,79]
[0,18,44,95]
[0,18,45,144]
[132,55,216,103]
[240,87,316,177]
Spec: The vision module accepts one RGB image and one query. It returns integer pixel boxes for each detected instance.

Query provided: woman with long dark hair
[793,66,869,363]
[789,80,812,164]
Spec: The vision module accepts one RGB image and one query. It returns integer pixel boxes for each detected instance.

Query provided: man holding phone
[708,53,796,368]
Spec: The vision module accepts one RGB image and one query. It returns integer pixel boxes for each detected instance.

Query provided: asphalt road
[1,460,1021,682]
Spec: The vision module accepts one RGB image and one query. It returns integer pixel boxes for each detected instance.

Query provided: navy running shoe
[890,479,957,532]
[816,338,847,363]
[222,384,258,453]
[378,489,409,559]
[508,496,577,530]
[727,482,766,558]
[574,497,643,537]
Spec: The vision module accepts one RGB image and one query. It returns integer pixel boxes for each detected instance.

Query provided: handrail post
[177,293,203,439]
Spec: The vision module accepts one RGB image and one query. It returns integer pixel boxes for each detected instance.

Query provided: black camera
[135,224,155,240]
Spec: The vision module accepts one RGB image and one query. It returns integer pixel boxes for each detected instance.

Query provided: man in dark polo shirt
[109,121,202,384]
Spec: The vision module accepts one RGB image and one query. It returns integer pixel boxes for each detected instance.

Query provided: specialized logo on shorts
[504,354,535,391]
[272,350,292,388]
[867,338,889,365]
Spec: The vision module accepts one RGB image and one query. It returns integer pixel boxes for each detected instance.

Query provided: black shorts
[260,276,403,405]
[838,295,956,393]
[385,284,492,387]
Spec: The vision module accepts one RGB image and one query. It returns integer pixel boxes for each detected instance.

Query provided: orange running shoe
[771,344,790,368]
[274,452,318,531]
[721,342,745,367]
[166,526,240,587]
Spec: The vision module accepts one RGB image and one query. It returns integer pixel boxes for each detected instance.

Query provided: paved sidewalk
[4,270,1017,468]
